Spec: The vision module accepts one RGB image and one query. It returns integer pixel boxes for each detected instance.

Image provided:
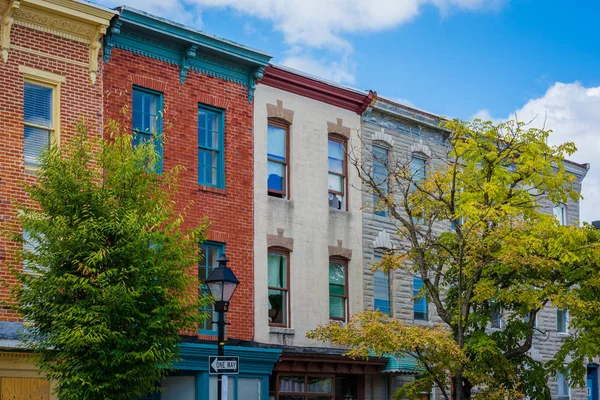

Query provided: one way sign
[209,356,239,375]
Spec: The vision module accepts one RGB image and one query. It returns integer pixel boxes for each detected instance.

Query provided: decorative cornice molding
[266,100,293,124]
[260,64,373,115]
[104,8,271,102]
[327,118,351,139]
[328,239,352,260]
[267,228,294,252]
[0,0,114,84]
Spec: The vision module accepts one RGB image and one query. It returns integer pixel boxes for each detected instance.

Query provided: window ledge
[269,327,295,335]
[199,185,227,195]
[328,208,349,215]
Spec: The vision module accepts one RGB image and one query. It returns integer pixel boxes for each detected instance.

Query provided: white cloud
[473,82,600,223]
[94,0,505,83]
[279,53,357,85]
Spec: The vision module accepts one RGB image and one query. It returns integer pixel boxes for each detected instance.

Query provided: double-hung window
[328,136,347,210]
[198,105,224,187]
[132,87,163,172]
[557,369,571,400]
[413,276,428,321]
[554,204,566,225]
[329,259,348,321]
[268,249,289,326]
[267,122,289,198]
[491,300,502,329]
[372,144,389,216]
[557,309,569,334]
[410,156,426,191]
[373,253,391,314]
[24,82,56,169]
[198,243,224,335]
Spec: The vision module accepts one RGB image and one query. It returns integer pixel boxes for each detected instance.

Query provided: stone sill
[199,184,227,195]
[269,327,295,335]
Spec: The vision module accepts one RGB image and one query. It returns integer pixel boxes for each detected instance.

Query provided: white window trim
[20,66,64,172]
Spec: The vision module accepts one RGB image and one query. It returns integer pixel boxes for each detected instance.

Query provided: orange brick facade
[103,48,255,341]
[0,24,106,322]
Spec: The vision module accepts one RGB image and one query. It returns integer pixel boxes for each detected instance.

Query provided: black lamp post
[205,254,239,400]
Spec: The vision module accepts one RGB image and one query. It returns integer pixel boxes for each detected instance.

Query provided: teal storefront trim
[151,343,281,400]
[103,7,272,102]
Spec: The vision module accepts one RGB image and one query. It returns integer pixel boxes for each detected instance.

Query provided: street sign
[209,356,239,375]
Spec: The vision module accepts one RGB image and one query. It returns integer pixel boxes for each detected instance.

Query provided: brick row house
[0,0,114,396]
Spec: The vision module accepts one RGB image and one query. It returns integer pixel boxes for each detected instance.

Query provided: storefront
[152,343,281,400]
[269,352,386,400]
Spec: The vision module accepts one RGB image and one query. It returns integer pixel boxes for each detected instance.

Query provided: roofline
[376,95,443,121]
[260,64,373,115]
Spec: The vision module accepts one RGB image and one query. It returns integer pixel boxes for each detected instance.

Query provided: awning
[380,353,421,374]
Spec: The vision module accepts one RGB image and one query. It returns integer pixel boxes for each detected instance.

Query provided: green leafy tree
[5,121,209,400]
[308,119,600,400]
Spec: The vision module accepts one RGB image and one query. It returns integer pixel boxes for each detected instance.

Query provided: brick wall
[103,48,255,341]
[0,25,105,322]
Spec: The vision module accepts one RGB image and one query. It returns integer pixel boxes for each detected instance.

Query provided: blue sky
[96,0,600,222]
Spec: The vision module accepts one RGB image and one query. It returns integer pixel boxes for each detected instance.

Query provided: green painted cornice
[104,6,271,102]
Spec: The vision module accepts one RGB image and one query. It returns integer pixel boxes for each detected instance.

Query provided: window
[267,122,289,198]
[268,250,289,326]
[372,144,389,216]
[24,82,56,169]
[279,376,333,400]
[198,243,224,334]
[554,204,566,225]
[557,309,569,334]
[22,229,41,274]
[328,136,347,210]
[161,376,195,400]
[198,105,225,187]
[410,156,426,192]
[373,254,391,315]
[329,260,348,321]
[557,369,571,400]
[491,301,502,329]
[524,312,538,328]
[413,276,428,320]
[132,87,163,172]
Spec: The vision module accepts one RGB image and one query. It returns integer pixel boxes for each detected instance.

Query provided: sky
[95,0,600,223]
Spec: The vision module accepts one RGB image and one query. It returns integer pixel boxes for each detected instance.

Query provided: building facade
[101,7,278,400]
[0,0,114,396]
[360,96,592,400]
[253,65,385,400]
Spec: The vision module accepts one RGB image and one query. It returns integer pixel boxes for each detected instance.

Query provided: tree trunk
[451,375,472,400]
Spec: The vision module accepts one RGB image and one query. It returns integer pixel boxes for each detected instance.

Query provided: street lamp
[205,254,239,400]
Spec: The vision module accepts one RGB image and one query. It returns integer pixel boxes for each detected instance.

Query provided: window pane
[308,377,333,393]
[210,376,235,400]
[328,140,344,173]
[329,263,345,285]
[238,378,261,400]
[268,125,286,161]
[24,126,50,167]
[268,161,285,192]
[557,309,567,333]
[554,205,566,225]
[411,157,426,182]
[161,376,195,400]
[329,296,345,319]
[268,289,287,325]
[24,82,52,127]
[414,276,428,320]
[374,270,391,314]
[268,253,287,288]
[328,174,343,193]
[280,376,305,393]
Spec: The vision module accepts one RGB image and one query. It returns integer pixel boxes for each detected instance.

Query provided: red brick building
[102,7,278,398]
[0,0,114,396]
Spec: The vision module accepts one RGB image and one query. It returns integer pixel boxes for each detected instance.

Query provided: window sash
[328,137,347,210]
[373,144,389,217]
[557,309,568,333]
[413,276,428,320]
[199,243,224,334]
[132,87,163,173]
[24,82,55,168]
[329,261,347,320]
[268,250,290,327]
[198,106,224,187]
[374,270,391,315]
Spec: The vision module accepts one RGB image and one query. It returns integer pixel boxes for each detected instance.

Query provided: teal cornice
[174,343,281,375]
[103,7,272,102]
